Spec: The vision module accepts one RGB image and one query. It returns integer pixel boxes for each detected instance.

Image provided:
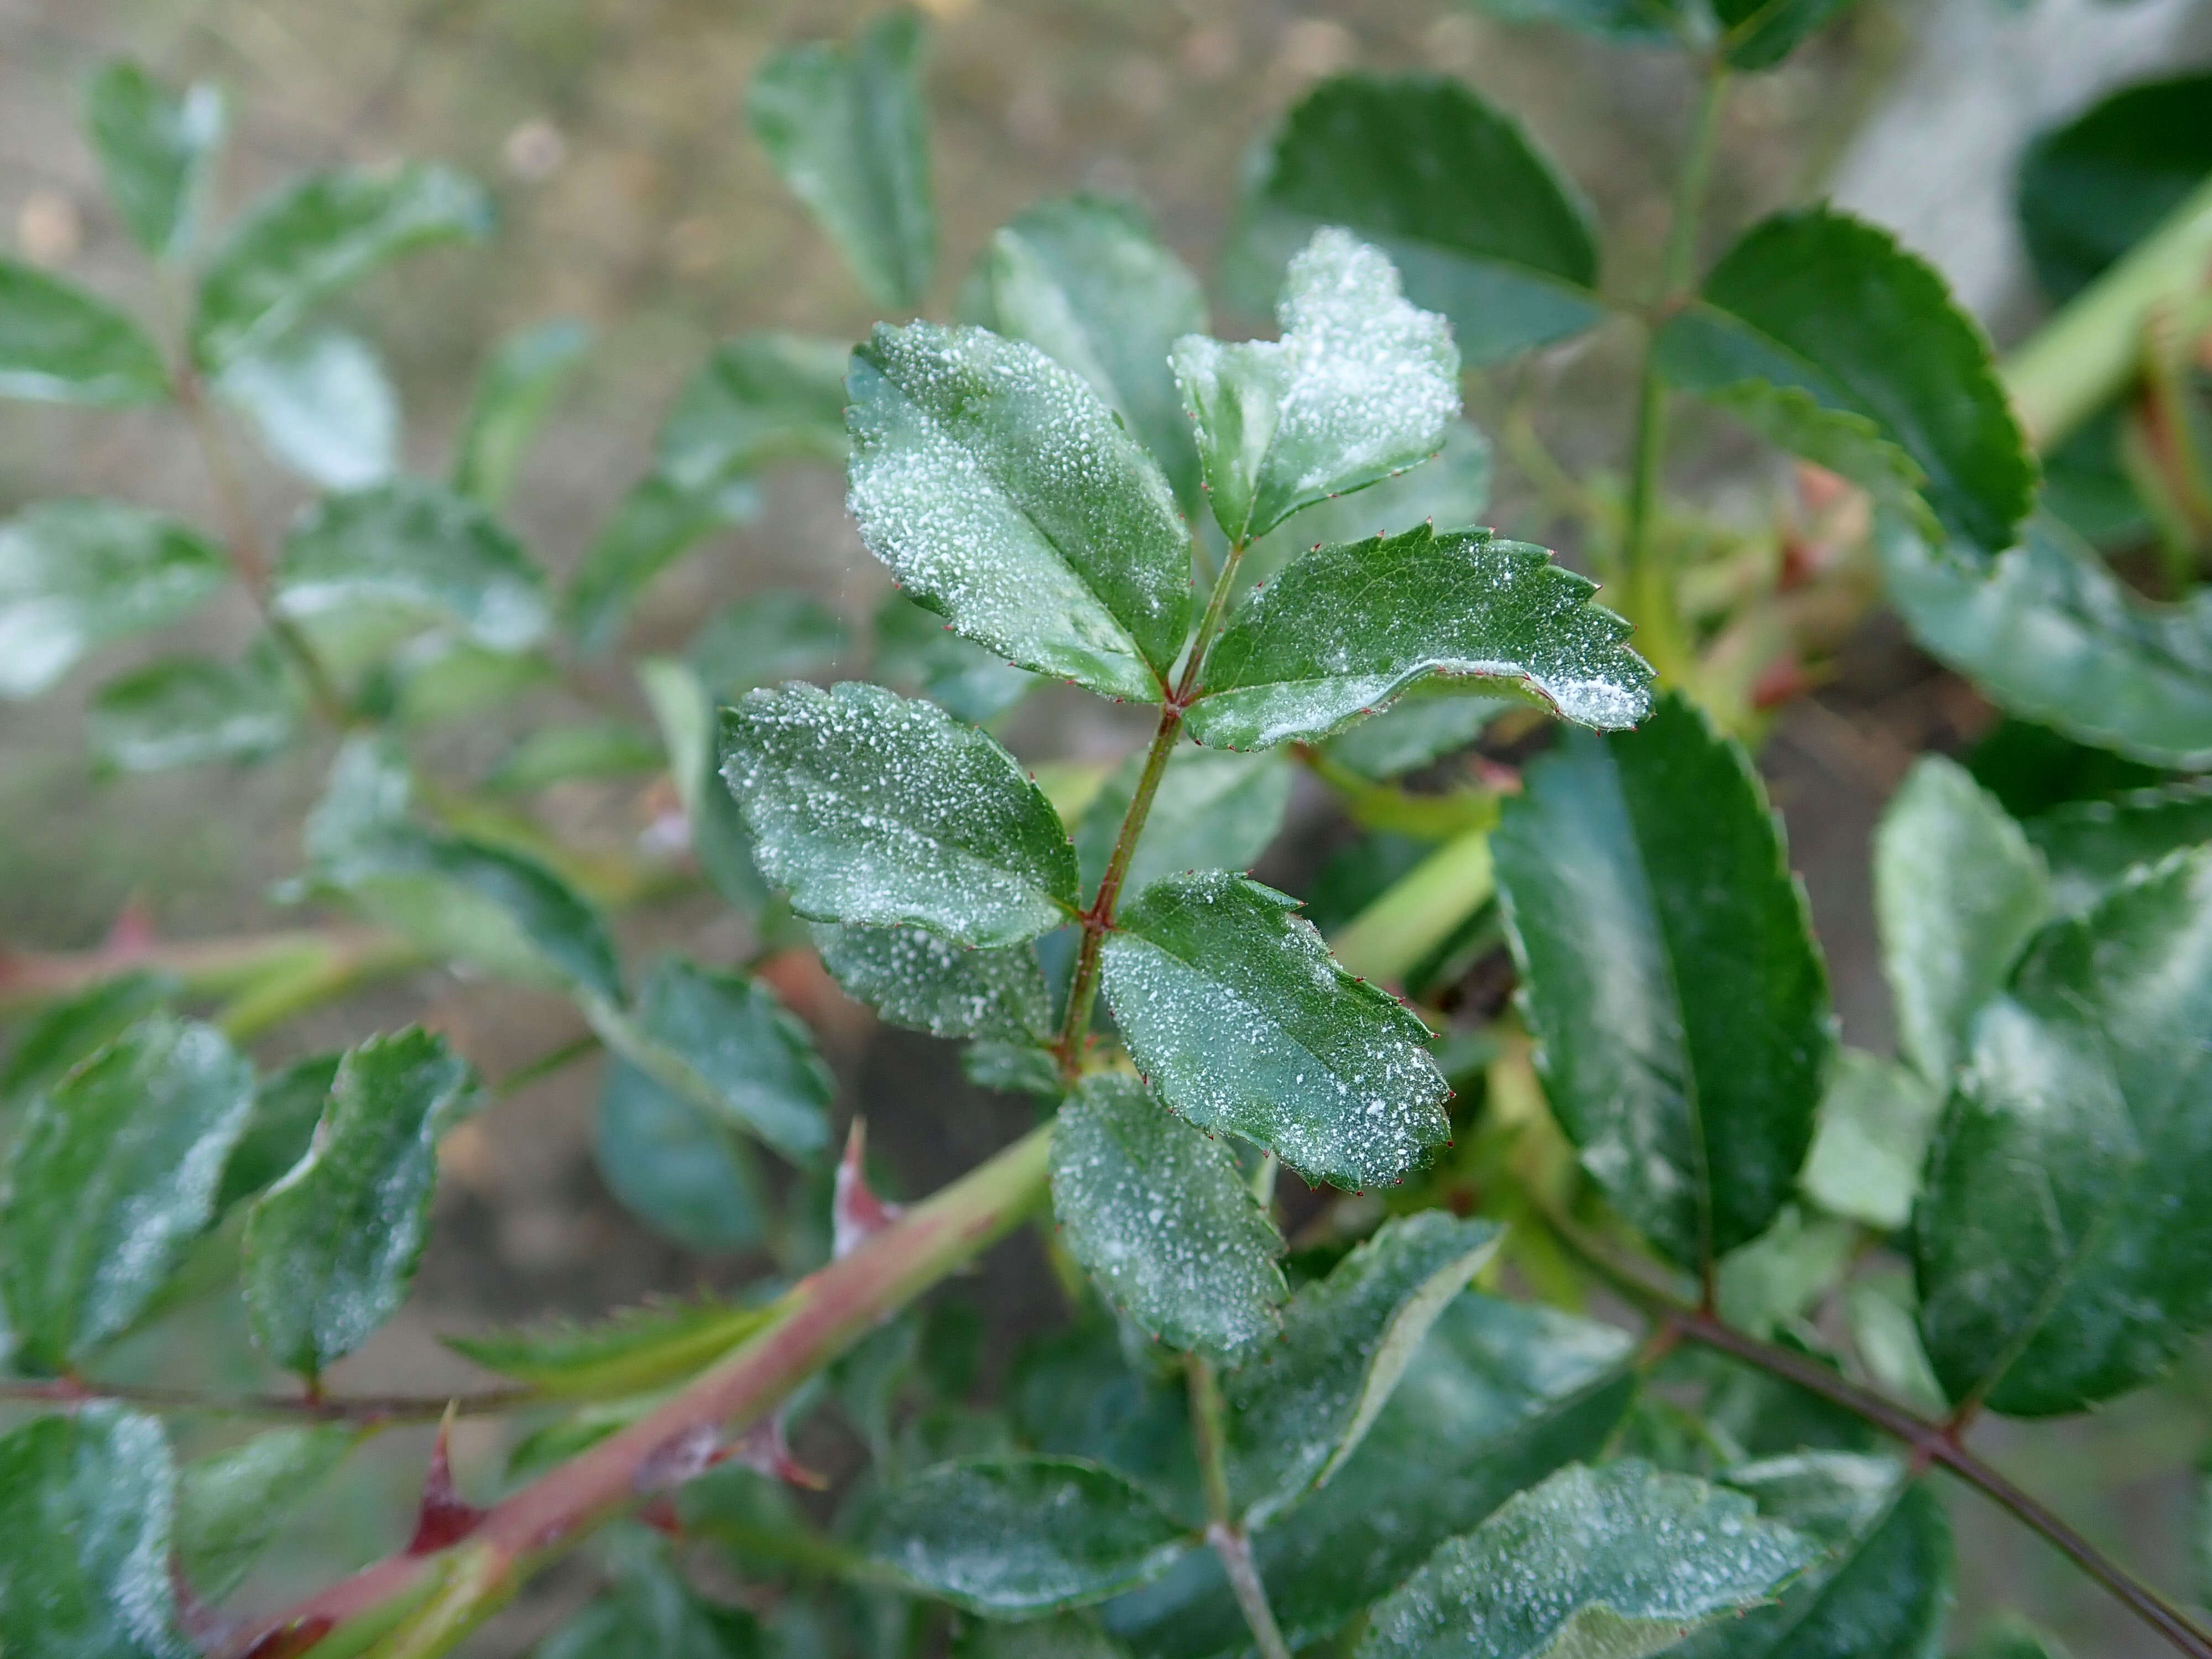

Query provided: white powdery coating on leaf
[813,921,1051,1042]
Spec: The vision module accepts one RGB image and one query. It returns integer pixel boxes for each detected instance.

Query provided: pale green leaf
[84,60,225,260]
[0,971,177,1105]
[218,327,398,489]
[453,317,592,506]
[1714,1206,1858,1339]
[445,1297,775,1397]
[176,1425,357,1601]
[1799,1049,1940,1233]
[0,500,227,698]
[567,472,761,653]
[1074,747,1291,899]
[486,721,663,792]
[0,260,169,405]
[813,922,1050,1042]
[656,332,850,491]
[88,644,298,773]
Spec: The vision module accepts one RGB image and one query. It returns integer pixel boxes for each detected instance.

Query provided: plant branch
[0,1376,530,1425]
[0,923,419,1016]
[1188,1354,1294,1659]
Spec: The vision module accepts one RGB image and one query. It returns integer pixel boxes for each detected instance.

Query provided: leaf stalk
[1188,1354,1294,1659]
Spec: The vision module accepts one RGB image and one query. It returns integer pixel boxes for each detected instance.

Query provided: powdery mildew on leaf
[719,680,1078,948]
[1098,871,1450,1192]
[813,921,1051,1044]
[846,322,1190,701]
[1048,1074,1288,1361]
[1173,228,1459,544]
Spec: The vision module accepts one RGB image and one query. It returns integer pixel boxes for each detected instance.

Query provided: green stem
[1329,823,1499,988]
[1188,1354,1294,1659]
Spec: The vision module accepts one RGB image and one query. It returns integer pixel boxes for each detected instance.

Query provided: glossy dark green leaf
[1103,1296,1636,1659]
[1875,757,2050,1084]
[615,957,832,1163]
[0,1017,253,1371]
[1187,524,1650,750]
[0,260,169,406]
[242,1027,479,1376]
[0,499,227,698]
[2026,780,2212,915]
[749,11,934,309]
[638,658,773,916]
[1074,747,1291,899]
[487,721,663,792]
[814,923,1050,1042]
[869,1457,1193,1615]
[0,970,176,1104]
[84,60,225,260]
[1177,229,1458,545]
[1713,0,1861,70]
[1050,1074,1287,1360]
[539,1526,760,1659]
[1221,1213,1500,1524]
[176,1425,357,1600]
[1916,847,2212,1416]
[568,472,761,652]
[0,1406,190,1659]
[690,589,850,702]
[2018,72,2212,304]
[1244,418,1493,594]
[1798,1048,1940,1233]
[964,194,1207,511]
[275,477,550,654]
[446,1296,775,1397]
[217,1051,341,1213]
[594,1055,766,1254]
[658,333,852,492]
[453,317,592,506]
[1494,693,1832,1272]
[1881,512,2212,770]
[721,680,1078,948]
[1100,872,1451,1191]
[872,591,1037,725]
[1356,1460,1815,1659]
[1677,1454,1952,1659]
[848,322,1190,701]
[1655,207,2033,552]
[190,162,493,371]
[218,327,398,489]
[88,644,298,773]
[1232,76,1600,366]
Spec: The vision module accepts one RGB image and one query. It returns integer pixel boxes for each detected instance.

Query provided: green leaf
[1049,1074,1288,1361]
[1355,1460,1815,1659]
[2018,71,2212,304]
[1959,1616,2073,1659]
[0,499,227,698]
[847,321,1190,701]
[1222,1213,1500,1524]
[813,924,1050,1043]
[487,721,664,792]
[1493,694,1832,1270]
[1244,417,1493,593]
[1875,757,2050,1084]
[1186,524,1650,750]
[1460,0,1689,45]
[966,1040,1067,1100]
[657,333,851,492]
[1880,512,2212,770]
[594,1055,766,1254]
[84,60,225,260]
[870,1457,1193,1615]
[539,1527,758,1659]
[190,162,493,371]
[0,1406,190,1659]
[614,957,832,1164]
[1231,76,1600,366]
[1798,1049,1940,1233]
[0,260,170,406]
[453,317,592,507]
[0,970,177,1105]
[567,472,760,653]
[0,1017,253,1372]
[1916,847,2212,1416]
[1654,207,2033,552]
[638,658,773,916]
[691,589,851,702]
[1176,229,1458,545]
[88,644,298,773]
[217,1051,341,1213]
[1100,872,1451,1191]
[749,11,934,309]
[242,1027,479,1376]
[445,1296,776,1397]
[872,591,1037,726]
[1321,687,1512,784]
[2026,780,2212,916]
[1683,378,1934,538]
[1677,1454,1952,1659]
[963,194,1208,512]
[1713,0,1861,71]
[1074,747,1291,899]
[1712,1204,1857,1339]
[1103,1296,1636,1659]
[960,1614,1129,1659]
[275,477,550,654]
[720,681,1078,948]
[176,1425,357,1601]
[218,327,398,489]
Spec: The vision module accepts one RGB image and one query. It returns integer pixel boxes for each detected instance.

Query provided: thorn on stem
[834,1119,904,1260]
[406,1406,488,1555]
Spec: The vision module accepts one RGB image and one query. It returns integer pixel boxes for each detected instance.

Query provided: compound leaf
[0,260,169,406]
[749,11,934,309]
[1493,693,1831,1272]
[1186,523,1650,750]
[847,322,1190,701]
[89,644,298,773]
[191,162,493,371]
[1074,746,1291,899]
[84,60,225,260]
[1050,1074,1288,1361]
[1655,207,2033,552]
[1100,872,1451,1191]
[813,922,1050,1043]
[1232,76,1600,366]
[453,317,592,507]
[721,680,1078,948]
[1176,229,1458,545]
[0,499,227,698]
[176,1425,358,1601]
[1916,847,2212,1416]
[218,327,398,489]
[870,1457,1193,1615]
[1356,1460,1816,1659]
[242,1028,480,1377]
